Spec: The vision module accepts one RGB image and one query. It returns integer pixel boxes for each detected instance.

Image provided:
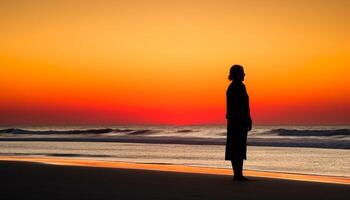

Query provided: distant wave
[0,128,115,135]
[1,128,350,137]
[0,128,163,136]
[175,129,194,133]
[114,128,134,132]
[269,128,350,137]
[0,127,349,149]
[127,129,158,135]
[209,128,350,137]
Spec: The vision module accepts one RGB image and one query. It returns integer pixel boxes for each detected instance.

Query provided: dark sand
[1,160,349,200]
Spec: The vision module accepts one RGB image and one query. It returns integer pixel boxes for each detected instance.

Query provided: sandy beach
[1,156,349,200]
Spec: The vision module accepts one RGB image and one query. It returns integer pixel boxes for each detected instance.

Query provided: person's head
[228,65,245,82]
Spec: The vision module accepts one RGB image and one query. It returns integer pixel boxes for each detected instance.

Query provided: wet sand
[0,156,349,200]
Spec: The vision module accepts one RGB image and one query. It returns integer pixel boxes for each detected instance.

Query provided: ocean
[0,125,349,177]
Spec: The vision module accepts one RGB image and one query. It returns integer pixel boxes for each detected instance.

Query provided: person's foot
[233,175,249,181]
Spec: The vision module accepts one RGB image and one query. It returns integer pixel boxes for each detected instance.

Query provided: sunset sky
[1,0,349,125]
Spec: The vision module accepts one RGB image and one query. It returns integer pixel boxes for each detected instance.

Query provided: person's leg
[236,159,243,177]
[239,159,243,173]
[230,160,235,175]
[232,159,248,181]
[231,159,242,177]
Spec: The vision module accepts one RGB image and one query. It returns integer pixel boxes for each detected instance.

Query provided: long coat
[225,81,252,161]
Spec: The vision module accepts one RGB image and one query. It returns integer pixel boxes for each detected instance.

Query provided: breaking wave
[268,128,350,137]
[1,128,349,137]
[0,126,349,149]
[0,128,115,134]
[0,128,162,136]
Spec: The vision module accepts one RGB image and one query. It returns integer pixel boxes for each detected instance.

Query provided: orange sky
[0,0,349,125]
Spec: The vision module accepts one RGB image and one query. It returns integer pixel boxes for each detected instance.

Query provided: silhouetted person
[225,65,252,181]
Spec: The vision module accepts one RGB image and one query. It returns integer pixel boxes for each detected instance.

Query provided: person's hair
[228,65,244,80]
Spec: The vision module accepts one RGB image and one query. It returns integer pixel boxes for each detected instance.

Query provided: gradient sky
[1,0,349,125]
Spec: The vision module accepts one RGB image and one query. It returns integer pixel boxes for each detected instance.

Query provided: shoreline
[1,156,349,185]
